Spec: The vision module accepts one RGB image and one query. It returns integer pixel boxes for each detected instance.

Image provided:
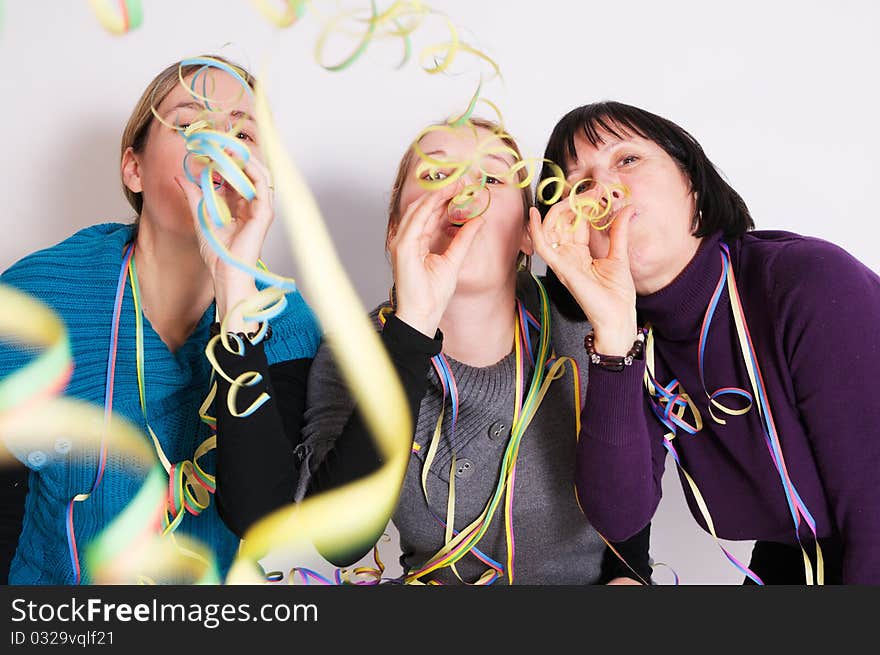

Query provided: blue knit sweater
[0,223,321,584]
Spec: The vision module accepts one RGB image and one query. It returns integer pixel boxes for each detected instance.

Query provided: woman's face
[396,125,531,293]
[123,69,261,239]
[564,127,700,295]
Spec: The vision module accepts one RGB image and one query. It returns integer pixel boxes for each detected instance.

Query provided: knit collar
[636,231,724,342]
[426,271,541,412]
[110,222,215,368]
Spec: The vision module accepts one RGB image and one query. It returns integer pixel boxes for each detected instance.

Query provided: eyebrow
[423,149,451,160]
[163,101,255,123]
[483,152,515,168]
[567,137,634,173]
[422,149,515,168]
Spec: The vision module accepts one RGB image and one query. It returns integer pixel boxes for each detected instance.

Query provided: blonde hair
[386,117,534,271]
[120,55,256,215]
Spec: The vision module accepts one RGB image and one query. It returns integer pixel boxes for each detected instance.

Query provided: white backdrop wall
[1,0,877,584]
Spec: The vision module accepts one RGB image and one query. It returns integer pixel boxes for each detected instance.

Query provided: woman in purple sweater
[529,101,880,584]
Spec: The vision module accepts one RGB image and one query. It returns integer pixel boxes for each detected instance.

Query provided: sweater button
[487,420,509,441]
[454,458,475,480]
[54,438,72,455]
[27,451,48,469]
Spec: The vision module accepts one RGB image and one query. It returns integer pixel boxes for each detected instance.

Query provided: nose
[572,173,623,210]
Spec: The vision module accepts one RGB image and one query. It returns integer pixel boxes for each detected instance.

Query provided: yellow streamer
[225,78,412,583]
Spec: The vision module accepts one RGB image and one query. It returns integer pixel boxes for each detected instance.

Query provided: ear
[385,222,399,249]
[519,223,534,256]
[121,146,143,195]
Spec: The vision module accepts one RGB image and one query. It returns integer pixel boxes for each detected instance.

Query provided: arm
[300,315,441,567]
[576,362,665,541]
[212,338,310,538]
[212,314,441,545]
[0,446,28,585]
[304,315,441,496]
[529,204,664,541]
[600,522,654,585]
[771,240,880,583]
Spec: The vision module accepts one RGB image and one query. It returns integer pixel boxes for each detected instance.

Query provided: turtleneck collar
[636,231,725,342]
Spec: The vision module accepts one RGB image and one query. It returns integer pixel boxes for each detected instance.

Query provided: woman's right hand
[529,202,638,355]
[389,182,486,337]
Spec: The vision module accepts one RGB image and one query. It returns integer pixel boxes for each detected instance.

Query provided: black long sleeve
[213,315,441,542]
[214,317,654,581]
[0,442,28,585]
[599,522,654,584]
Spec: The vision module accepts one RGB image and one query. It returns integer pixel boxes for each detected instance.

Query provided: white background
[1,0,877,584]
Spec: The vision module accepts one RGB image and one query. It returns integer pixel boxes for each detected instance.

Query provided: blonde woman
[216,119,653,585]
[0,56,320,584]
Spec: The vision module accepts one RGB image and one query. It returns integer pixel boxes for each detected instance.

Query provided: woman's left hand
[176,156,274,329]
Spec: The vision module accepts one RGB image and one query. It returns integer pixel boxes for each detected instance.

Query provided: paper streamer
[225,78,413,583]
[252,0,308,27]
[88,0,143,35]
[0,284,218,584]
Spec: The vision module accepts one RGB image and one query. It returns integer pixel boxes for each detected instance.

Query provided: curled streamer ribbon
[252,0,309,27]
[88,0,143,35]
[410,122,520,223]
[567,179,630,230]
[310,1,500,79]
[409,120,631,233]
[224,77,412,584]
[642,243,824,584]
[152,57,297,295]
[148,57,296,547]
[397,280,587,585]
[308,2,503,134]
[0,284,218,583]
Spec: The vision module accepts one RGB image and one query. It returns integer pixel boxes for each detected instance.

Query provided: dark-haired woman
[215,118,654,585]
[530,101,880,584]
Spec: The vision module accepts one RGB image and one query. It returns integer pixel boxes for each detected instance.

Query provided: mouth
[448,207,469,227]
[591,201,633,231]
[211,171,226,191]
[443,221,463,238]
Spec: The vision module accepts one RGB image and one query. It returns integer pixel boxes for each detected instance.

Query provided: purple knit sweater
[575,229,880,583]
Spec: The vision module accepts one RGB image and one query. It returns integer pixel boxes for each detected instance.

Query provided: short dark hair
[538,101,754,239]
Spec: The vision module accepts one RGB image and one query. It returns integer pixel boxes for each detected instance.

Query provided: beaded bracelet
[584,328,647,372]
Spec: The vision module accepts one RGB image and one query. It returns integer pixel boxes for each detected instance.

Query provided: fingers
[572,208,590,247]
[391,181,462,252]
[546,200,579,245]
[242,156,272,203]
[528,206,553,261]
[528,202,578,262]
[607,205,636,262]
[442,215,486,270]
[226,157,273,229]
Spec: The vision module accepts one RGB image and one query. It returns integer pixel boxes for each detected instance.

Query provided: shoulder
[2,223,133,294]
[733,232,880,347]
[736,230,880,301]
[308,299,393,376]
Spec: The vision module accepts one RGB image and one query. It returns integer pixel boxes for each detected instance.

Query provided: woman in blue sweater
[0,56,321,584]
